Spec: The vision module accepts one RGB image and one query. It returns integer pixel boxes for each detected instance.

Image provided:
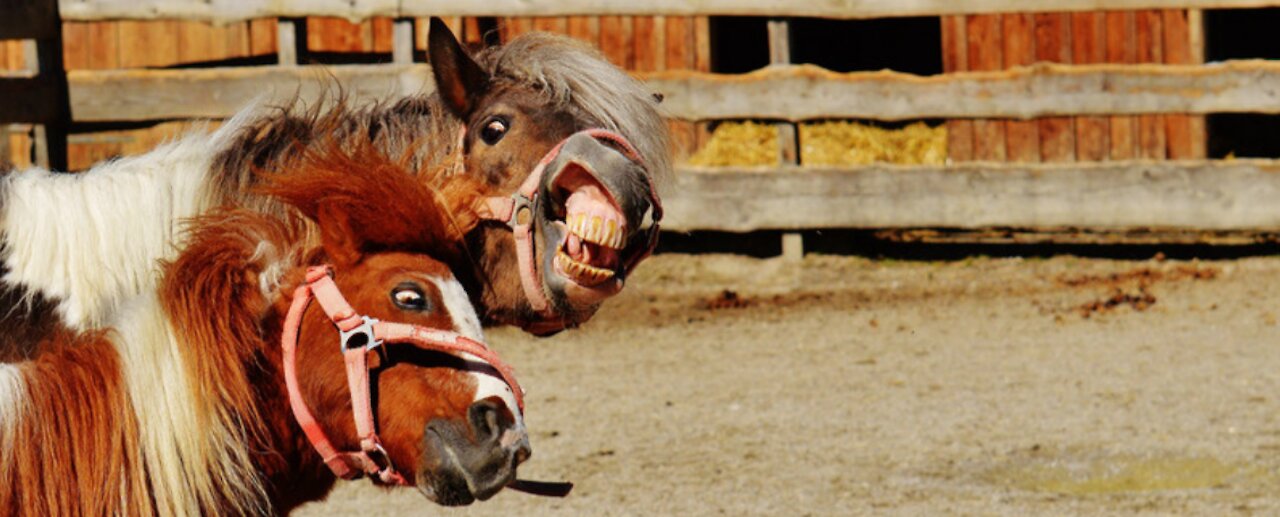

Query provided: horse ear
[316,204,363,268]
[429,17,489,119]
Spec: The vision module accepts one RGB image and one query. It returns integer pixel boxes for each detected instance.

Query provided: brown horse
[0,17,669,356]
[0,142,545,514]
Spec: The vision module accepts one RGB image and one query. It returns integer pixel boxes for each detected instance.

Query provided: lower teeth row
[556,250,614,284]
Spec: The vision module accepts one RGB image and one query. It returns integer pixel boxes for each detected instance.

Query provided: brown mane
[260,137,487,265]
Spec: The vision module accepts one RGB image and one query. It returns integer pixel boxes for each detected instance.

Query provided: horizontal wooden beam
[3,0,58,39]
[53,0,1280,22]
[646,61,1280,121]
[67,65,434,122]
[662,161,1280,232]
[0,77,58,123]
[67,61,1280,123]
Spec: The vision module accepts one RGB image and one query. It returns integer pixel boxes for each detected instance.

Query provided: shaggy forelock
[481,33,672,190]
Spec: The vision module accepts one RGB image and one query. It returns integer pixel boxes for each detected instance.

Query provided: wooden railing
[8,0,1280,238]
[52,0,1280,21]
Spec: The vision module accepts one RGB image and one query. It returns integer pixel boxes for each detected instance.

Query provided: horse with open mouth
[0,17,668,355]
[0,140,565,514]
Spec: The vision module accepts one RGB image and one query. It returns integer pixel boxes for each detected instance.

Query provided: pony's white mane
[0,112,254,329]
[110,292,269,515]
[484,33,672,190]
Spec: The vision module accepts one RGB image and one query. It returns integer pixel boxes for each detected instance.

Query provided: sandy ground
[298,252,1280,516]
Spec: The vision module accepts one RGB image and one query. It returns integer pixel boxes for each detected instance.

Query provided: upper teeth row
[568,213,625,249]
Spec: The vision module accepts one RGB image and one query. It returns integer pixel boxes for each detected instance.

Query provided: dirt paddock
[299,252,1280,516]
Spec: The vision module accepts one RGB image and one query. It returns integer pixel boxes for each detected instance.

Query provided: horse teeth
[566,212,626,249]
[556,250,614,285]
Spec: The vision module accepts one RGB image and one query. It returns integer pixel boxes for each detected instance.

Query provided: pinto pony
[0,142,547,514]
[0,18,668,357]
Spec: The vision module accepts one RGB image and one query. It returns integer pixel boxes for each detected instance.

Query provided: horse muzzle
[538,130,661,311]
[417,398,531,506]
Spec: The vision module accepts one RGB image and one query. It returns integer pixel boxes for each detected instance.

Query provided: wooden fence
[7,0,1280,241]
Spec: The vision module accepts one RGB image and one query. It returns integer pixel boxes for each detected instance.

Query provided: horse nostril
[468,399,504,442]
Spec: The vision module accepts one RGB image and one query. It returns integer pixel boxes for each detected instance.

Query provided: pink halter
[471,128,664,335]
[281,265,523,486]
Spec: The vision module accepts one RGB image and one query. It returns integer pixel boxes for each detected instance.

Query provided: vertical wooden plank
[308,17,362,53]
[61,22,91,70]
[1186,9,1206,158]
[693,16,712,150]
[664,16,696,160]
[462,17,483,46]
[664,17,691,69]
[371,18,394,53]
[1135,10,1166,159]
[533,17,568,35]
[177,21,217,64]
[941,15,973,162]
[1072,12,1109,161]
[118,21,180,68]
[0,124,10,169]
[599,16,632,69]
[502,17,534,42]
[653,17,667,70]
[1163,9,1199,159]
[633,17,659,72]
[222,21,252,59]
[967,14,1006,162]
[566,16,596,44]
[1002,13,1039,163]
[1035,13,1074,162]
[1106,11,1138,160]
[415,18,430,51]
[567,16,598,45]
[693,16,711,71]
[249,19,278,56]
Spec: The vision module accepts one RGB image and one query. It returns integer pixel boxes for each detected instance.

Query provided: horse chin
[416,416,527,506]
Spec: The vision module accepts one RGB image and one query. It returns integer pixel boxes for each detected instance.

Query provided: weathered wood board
[52,0,1280,22]
[663,161,1280,232]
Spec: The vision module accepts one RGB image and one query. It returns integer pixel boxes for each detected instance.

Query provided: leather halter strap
[469,127,664,334]
[282,265,525,485]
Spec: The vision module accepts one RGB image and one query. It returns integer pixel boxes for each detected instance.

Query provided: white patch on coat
[107,294,265,516]
[0,364,27,466]
[428,275,523,427]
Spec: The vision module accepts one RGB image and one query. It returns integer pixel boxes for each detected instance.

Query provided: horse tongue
[566,233,583,259]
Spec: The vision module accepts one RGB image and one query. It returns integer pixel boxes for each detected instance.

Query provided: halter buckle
[340,316,383,353]
[508,192,535,228]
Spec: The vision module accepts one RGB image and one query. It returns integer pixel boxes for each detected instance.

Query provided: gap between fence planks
[663,161,1280,232]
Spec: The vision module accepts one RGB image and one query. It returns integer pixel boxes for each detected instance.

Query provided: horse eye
[480,117,509,145]
[391,283,430,311]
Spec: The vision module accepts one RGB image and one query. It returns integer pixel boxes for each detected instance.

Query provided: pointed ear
[429,17,489,119]
[315,204,363,269]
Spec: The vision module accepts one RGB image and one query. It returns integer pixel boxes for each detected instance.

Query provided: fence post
[767,18,802,260]
[17,0,68,171]
[392,18,414,64]
[277,19,301,66]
